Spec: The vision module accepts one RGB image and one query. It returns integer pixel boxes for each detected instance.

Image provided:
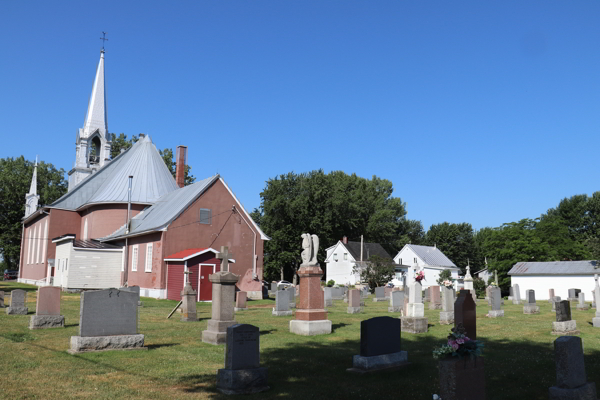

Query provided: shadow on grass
[173,331,600,400]
[65,323,79,328]
[147,343,179,350]
[332,322,350,332]
[259,329,276,336]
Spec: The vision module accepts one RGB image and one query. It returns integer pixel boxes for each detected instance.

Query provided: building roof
[51,234,120,250]
[49,135,179,211]
[164,248,235,262]
[100,176,269,241]
[344,241,392,261]
[508,261,599,275]
[402,244,458,268]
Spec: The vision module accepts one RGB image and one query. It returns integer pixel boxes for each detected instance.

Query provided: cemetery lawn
[1,283,600,400]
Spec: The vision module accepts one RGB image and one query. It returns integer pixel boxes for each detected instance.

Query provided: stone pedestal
[400,317,428,333]
[552,320,580,336]
[523,305,540,314]
[202,271,239,345]
[272,309,293,316]
[181,284,198,322]
[388,306,402,312]
[217,368,269,395]
[440,311,454,325]
[439,357,486,400]
[593,312,600,328]
[488,310,504,318]
[290,264,331,336]
[6,306,28,315]
[577,303,589,311]
[68,334,147,353]
[29,315,64,329]
[347,306,362,314]
[351,351,408,372]
[406,303,424,318]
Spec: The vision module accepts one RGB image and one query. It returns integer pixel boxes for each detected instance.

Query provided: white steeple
[25,156,40,218]
[68,46,112,191]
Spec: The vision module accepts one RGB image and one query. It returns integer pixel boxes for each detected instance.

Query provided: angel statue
[301,233,320,265]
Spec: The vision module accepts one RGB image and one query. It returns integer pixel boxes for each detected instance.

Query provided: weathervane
[100,31,108,51]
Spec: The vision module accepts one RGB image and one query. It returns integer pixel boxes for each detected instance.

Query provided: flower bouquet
[432,324,484,360]
[441,279,454,288]
[415,270,425,283]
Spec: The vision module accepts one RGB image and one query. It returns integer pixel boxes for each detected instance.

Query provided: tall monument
[68,39,112,191]
[24,157,39,218]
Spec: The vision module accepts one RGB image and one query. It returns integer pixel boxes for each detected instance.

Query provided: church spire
[25,157,40,218]
[82,49,108,138]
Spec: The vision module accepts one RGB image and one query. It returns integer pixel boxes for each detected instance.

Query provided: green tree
[353,254,395,292]
[473,277,486,299]
[425,222,481,274]
[437,269,453,285]
[110,133,195,185]
[255,170,418,281]
[0,157,67,269]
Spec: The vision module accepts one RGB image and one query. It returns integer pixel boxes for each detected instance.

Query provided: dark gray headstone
[556,300,572,322]
[375,287,385,299]
[11,289,26,307]
[554,336,587,389]
[79,288,138,337]
[455,290,477,340]
[0,291,4,308]
[360,316,401,357]
[568,288,581,299]
[526,289,536,305]
[225,324,260,370]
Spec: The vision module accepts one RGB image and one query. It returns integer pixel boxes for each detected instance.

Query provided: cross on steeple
[217,246,233,272]
[100,31,108,51]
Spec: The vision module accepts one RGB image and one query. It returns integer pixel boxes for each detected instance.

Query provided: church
[18,48,268,300]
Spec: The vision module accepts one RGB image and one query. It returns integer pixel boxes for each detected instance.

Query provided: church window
[132,245,139,272]
[145,243,153,272]
[36,224,41,264]
[199,208,212,224]
[83,219,88,241]
[42,220,48,264]
[27,227,32,264]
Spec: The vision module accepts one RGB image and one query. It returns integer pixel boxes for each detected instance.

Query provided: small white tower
[25,157,40,218]
[68,46,112,191]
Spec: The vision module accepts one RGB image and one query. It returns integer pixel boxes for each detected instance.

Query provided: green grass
[1,282,599,400]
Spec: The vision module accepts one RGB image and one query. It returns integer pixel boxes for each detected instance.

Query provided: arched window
[89,136,101,164]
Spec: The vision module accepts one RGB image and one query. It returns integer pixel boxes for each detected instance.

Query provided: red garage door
[167,264,184,301]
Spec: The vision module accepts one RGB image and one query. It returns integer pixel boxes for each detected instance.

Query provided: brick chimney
[342,236,348,244]
[175,145,187,188]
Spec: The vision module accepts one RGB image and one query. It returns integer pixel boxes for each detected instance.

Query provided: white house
[508,260,599,301]
[393,244,461,288]
[325,239,393,285]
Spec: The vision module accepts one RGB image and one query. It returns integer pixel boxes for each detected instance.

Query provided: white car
[277,280,294,290]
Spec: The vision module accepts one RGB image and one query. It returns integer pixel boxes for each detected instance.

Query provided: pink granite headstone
[349,289,360,307]
[430,286,441,304]
[384,287,393,298]
[236,291,247,309]
[36,286,61,316]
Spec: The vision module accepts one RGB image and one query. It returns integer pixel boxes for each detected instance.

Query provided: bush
[473,277,486,298]
[326,279,335,287]
[437,269,453,285]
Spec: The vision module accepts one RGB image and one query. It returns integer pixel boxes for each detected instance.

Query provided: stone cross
[216,246,233,272]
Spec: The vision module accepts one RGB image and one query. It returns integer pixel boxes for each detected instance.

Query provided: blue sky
[1,1,599,231]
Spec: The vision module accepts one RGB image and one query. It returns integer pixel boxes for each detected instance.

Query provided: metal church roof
[50,135,178,210]
[403,244,458,268]
[508,261,599,275]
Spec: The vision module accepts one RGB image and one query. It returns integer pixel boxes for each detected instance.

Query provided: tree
[254,170,419,281]
[473,277,486,299]
[0,157,67,269]
[425,222,480,274]
[353,255,395,292]
[437,269,453,285]
[110,133,195,185]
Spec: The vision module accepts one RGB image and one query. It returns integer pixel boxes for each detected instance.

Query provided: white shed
[52,235,123,289]
[325,239,393,285]
[508,261,599,301]
[393,244,461,288]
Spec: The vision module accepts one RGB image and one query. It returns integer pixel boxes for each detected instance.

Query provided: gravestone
[270,282,277,293]
[324,287,333,307]
[180,280,198,322]
[290,234,332,336]
[388,291,403,313]
[235,291,248,312]
[401,281,428,334]
[523,289,540,314]
[423,287,430,303]
[429,286,441,310]
[287,288,296,308]
[548,288,555,304]
[347,289,362,314]
[373,287,386,302]
[402,286,410,315]
[512,284,521,305]
[29,286,64,329]
[455,290,476,340]
[593,284,600,328]
[272,289,292,316]
[120,285,142,307]
[551,300,579,336]
[331,287,344,300]
[6,289,28,315]
[349,316,408,373]
[508,286,514,301]
[202,256,239,345]
[576,292,589,311]
[440,286,455,325]
[69,288,146,353]
[488,287,504,318]
[552,296,561,312]
[548,336,597,400]
[592,291,596,309]
[568,288,581,301]
[0,291,4,308]
[216,324,269,395]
